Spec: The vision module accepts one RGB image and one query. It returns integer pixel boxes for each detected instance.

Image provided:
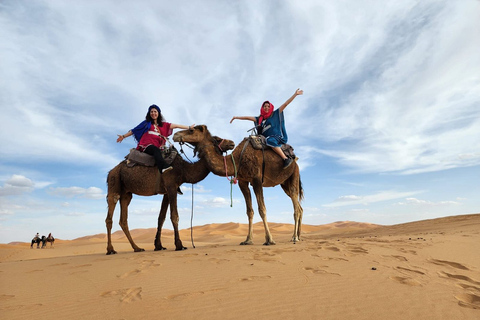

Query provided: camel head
[174,125,235,155]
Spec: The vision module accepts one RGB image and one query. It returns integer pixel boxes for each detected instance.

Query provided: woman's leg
[272,147,287,160]
[144,146,172,173]
[272,147,293,168]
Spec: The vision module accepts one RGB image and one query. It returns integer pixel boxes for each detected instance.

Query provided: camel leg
[154,195,169,251]
[251,180,275,245]
[119,192,145,252]
[105,193,119,255]
[281,168,304,243]
[238,180,255,245]
[167,188,186,251]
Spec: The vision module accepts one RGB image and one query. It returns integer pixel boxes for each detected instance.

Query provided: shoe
[162,166,173,173]
[283,158,293,169]
[177,187,183,195]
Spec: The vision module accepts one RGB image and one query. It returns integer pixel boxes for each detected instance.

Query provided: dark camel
[105,133,235,255]
[173,125,304,245]
[42,233,55,248]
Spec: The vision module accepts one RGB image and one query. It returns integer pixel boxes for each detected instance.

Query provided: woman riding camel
[230,88,303,168]
[117,104,195,174]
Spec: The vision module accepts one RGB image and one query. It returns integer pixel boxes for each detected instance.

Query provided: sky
[0,0,479,244]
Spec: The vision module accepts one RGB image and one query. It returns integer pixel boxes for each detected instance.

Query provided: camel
[105,132,235,255]
[42,233,55,248]
[31,236,41,249]
[173,125,304,245]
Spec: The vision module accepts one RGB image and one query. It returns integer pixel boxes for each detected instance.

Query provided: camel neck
[201,141,241,178]
[183,157,211,184]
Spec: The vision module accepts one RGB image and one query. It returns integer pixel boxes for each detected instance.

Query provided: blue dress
[255,109,288,147]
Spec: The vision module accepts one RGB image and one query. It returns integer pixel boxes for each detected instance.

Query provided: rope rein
[223,154,237,207]
[178,138,229,247]
[178,141,195,248]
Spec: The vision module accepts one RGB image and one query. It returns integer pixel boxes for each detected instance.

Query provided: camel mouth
[172,132,183,143]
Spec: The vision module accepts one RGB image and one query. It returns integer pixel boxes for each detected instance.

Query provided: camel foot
[106,250,117,255]
[175,246,187,251]
[154,246,167,251]
[263,241,276,246]
[134,248,145,252]
[240,240,253,245]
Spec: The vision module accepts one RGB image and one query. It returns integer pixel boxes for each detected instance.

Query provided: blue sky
[1,0,479,244]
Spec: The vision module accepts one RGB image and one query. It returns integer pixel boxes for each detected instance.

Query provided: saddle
[248,135,296,159]
[125,147,178,167]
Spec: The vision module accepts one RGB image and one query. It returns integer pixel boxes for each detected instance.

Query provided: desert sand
[1,214,479,319]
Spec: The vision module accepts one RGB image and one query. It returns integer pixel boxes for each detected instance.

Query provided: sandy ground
[1,214,479,319]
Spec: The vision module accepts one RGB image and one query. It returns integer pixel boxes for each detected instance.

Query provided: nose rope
[217,139,225,152]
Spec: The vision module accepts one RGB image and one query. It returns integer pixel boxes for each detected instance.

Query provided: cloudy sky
[1,0,479,244]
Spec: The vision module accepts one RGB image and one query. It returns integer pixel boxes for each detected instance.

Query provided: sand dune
[1,214,479,319]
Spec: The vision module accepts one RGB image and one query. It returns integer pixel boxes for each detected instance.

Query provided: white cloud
[202,197,239,208]
[396,197,461,206]
[325,190,422,207]
[48,186,105,200]
[0,175,34,196]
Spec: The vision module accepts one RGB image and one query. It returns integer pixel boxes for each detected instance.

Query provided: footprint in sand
[428,259,469,270]
[208,257,230,264]
[455,292,480,309]
[457,283,480,293]
[310,254,349,262]
[253,252,281,262]
[438,271,480,285]
[325,246,340,252]
[386,255,408,262]
[346,246,368,254]
[0,294,15,301]
[118,260,161,278]
[239,275,272,282]
[165,288,224,301]
[26,269,43,273]
[389,276,422,287]
[395,266,426,275]
[304,266,340,276]
[101,287,142,303]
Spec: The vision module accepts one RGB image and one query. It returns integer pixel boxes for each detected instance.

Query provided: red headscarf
[258,100,274,124]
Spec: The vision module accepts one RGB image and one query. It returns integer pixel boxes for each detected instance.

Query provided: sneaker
[283,158,293,169]
[177,187,183,195]
[162,166,173,173]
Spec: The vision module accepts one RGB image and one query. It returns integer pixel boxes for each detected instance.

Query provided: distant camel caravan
[30,233,55,248]
[105,132,235,254]
[173,125,304,245]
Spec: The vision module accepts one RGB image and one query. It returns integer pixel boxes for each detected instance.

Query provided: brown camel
[173,125,304,245]
[105,133,235,255]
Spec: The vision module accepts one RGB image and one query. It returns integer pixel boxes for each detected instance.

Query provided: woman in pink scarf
[230,88,303,168]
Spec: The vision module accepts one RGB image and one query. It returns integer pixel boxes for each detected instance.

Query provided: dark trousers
[144,145,168,173]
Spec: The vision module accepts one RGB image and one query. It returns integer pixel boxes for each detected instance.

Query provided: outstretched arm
[170,123,195,130]
[278,88,303,113]
[117,130,132,143]
[230,116,256,123]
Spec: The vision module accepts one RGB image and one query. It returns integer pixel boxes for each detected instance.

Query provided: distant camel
[42,233,55,248]
[31,235,41,249]
[173,125,304,245]
[105,132,235,254]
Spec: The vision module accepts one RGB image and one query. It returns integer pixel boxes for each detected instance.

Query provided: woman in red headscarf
[230,88,303,168]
